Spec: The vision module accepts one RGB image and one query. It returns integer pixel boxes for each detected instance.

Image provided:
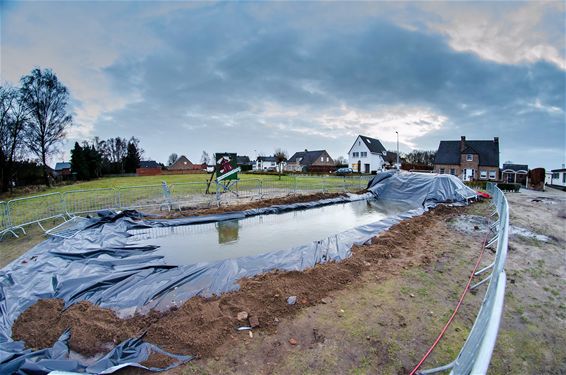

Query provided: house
[136,160,162,176]
[433,136,500,181]
[502,163,528,185]
[347,135,389,173]
[253,156,279,171]
[286,150,334,173]
[549,168,566,190]
[54,162,71,177]
[167,155,205,174]
[168,155,193,171]
[237,155,253,171]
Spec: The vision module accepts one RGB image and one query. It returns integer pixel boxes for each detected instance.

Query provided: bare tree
[0,86,28,192]
[200,150,210,165]
[334,155,347,166]
[168,153,178,166]
[274,148,288,178]
[20,68,72,186]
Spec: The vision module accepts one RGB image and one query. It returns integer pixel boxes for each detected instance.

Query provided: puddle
[128,199,413,265]
[509,226,552,242]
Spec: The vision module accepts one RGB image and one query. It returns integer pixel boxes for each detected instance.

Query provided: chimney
[460,136,466,152]
[304,149,308,153]
[494,137,499,144]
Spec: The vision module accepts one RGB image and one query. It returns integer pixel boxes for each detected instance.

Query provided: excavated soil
[165,192,351,218]
[12,205,459,362]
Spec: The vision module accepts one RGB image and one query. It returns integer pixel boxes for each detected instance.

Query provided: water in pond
[128,199,413,265]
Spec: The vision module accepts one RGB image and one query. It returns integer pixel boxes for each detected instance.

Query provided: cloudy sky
[1,1,565,169]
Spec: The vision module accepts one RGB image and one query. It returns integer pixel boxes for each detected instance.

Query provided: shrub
[497,182,521,192]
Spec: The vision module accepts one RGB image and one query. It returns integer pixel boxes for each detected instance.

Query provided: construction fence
[421,182,509,374]
[0,175,372,238]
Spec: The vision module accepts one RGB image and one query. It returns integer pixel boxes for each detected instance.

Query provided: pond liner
[0,174,474,374]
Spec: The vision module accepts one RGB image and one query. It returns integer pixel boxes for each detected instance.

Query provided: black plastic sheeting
[0,173,476,374]
[367,171,477,207]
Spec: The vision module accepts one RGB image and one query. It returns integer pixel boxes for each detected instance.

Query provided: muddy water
[128,199,413,265]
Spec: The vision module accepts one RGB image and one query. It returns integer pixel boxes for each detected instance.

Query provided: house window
[361,152,367,157]
[450,168,455,175]
[326,157,329,162]
[480,170,487,179]
[466,154,473,161]
[321,157,324,162]
[489,170,496,180]
[552,172,559,179]
[563,173,566,183]
[439,168,445,174]
[353,152,359,157]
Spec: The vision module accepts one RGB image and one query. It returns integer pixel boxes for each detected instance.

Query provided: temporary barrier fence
[419,181,508,374]
[0,176,372,239]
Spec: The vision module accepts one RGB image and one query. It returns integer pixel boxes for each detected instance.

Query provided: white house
[253,156,285,172]
[348,135,388,173]
[549,168,566,190]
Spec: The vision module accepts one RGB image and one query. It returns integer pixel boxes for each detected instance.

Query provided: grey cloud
[93,3,564,167]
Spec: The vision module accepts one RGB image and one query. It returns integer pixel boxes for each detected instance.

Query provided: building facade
[286,150,334,172]
[434,136,500,181]
[347,135,389,173]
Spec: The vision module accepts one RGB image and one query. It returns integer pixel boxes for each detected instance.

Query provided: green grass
[2,173,370,200]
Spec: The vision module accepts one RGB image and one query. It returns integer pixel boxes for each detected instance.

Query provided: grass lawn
[2,173,371,200]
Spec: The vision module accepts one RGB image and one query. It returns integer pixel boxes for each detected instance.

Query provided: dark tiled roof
[54,162,71,170]
[551,168,566,172]
[359,135,387,154]
[502,163,528,172]
[237,156,251,164]
[288,150,329,166]
[139,160,160,169]
[257,156,277,162]
[434,140,499,167]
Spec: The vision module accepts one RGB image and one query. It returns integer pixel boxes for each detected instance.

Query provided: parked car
[335,167,354,175]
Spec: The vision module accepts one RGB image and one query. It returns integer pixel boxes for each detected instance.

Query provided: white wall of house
[348,136,385,173]
[550,170,566,187]
[545,172,552,185]
[253,160,279,171]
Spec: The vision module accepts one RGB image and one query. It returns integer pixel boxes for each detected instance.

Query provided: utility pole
[395,131,400,171]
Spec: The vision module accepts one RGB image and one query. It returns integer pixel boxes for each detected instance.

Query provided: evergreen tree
[124,140,141,173]
[70,142,89,180]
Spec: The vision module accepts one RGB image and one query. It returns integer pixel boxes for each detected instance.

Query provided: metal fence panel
[422,182,509,375]
[170,182,211,208]
[0,201,8,232]
[117,185,168,210]
[6,193,65,229]
[63,188,119,215]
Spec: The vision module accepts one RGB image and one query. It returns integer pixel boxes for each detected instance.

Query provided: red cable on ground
[408,230,490,375]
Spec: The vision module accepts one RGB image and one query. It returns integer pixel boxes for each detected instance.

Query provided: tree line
[70,137,144,180]
[0,68,72,192]
[1,68,149,192]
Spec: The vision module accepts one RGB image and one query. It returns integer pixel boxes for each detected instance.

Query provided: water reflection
[217,220,239,244]
[128,199,412,265]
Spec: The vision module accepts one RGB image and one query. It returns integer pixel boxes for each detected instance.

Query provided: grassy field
[1,173,370,200]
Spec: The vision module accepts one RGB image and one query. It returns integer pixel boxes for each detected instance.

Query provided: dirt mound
[12,204,458,361]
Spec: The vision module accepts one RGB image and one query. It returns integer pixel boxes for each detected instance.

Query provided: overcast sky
[1,1,565,169]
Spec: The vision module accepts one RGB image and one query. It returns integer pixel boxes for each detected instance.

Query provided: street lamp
[395,131,399,171]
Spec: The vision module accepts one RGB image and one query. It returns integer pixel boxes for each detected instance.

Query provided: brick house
[286,150,335,173]
[167,155,205,174]
[433,136,500,181]
[136,160,162,176]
